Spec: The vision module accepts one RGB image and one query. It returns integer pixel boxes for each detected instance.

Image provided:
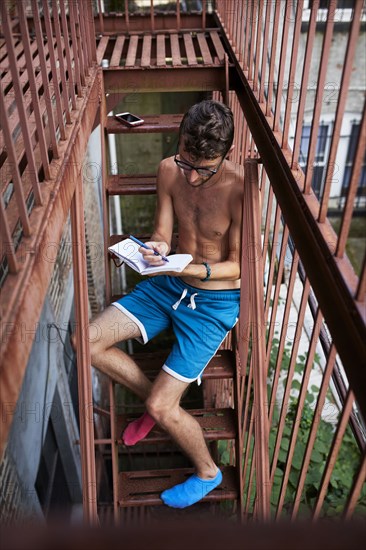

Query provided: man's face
[175,143,224,187]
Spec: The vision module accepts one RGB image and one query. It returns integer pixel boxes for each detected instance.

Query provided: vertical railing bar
[270,278,311,483]
[88,0,97,62]
[84,0,95,66]
[291,0,319,170]
[264,204,282,322]
[268,252,300,424]
[1,2,43,206]
[239,205,251,374]
[343,454,366,521]
[52,0,72,125]
[31,0,59,158]
[216,2,227,48]
[109,380,119,523]
[73,2,87,85]
[235,2,245,65]
[150,0,155,32]
[318,0,363,221]
[312,390,355,520]
[78,0,91,75]
[70,182,98,525]
[77,1,88,78]
[242,116,250,162]
[59,0,77,110]
[258,0,271,104]
[0,195,19,274]
[248,0,258,83]
[202,0,206,31]
[97,0,104,34]
[265,224,290,363]
[42,0,67,140]
[124,0,130,33]
[303,0,336,194]
[291,344,337,519]
[226,0,232,38]
[244,441,256,515]
[176,0,180,32]
[273,0,292,131]
[68,0,83,97]
[231,0,236,39]
[336,100,366,258]
[239,105,247,167]
[265,0,281,117]
[261,186,274,270]
[245,160,270,519]
[276,308,324,519]
[356,253,366,303]
[78,0,91,68]
[282,0,304,149]
[243,0,252,72]
[238,0,246,67]
[242,409,254,519]
[18,1,51,180]
[253,0,263,93]
[238,101,245,165]
[241,359,254,470]
[259,164,267,206]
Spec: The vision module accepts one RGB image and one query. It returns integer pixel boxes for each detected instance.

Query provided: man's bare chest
[173,189,231,237]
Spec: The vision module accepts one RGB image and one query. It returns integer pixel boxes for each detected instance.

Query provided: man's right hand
[140,241,169,266]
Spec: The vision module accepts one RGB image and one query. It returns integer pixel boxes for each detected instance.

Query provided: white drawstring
[172,289,198,310]
[188,293,198,310]
[172,288,187,310]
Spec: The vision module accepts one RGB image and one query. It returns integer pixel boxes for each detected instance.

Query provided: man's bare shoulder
[157,156,177,192]
[159,156,175,173]
[224,160,244,193]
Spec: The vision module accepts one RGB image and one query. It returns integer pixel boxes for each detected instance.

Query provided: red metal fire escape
[1,1,365,526]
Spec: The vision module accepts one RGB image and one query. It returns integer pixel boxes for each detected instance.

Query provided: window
[299,123,330,199]
[341,123,366,208]
[306,0,355,8]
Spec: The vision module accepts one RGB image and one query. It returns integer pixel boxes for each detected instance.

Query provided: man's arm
[141,159,175,263]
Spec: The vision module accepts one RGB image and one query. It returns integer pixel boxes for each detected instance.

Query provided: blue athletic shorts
[112,275,240,384]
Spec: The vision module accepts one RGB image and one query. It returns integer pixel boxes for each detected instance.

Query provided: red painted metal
[42,0,67,140]
[1,2,43,205]
[282,0,303,149]
[312,390,355,520]
[304,0,336,194]
[336,100,366,259]
[291,0,319,172]
[319,0,363,221]
[71,176,98,524]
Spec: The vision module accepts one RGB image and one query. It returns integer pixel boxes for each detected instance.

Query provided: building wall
[0,128,106,522]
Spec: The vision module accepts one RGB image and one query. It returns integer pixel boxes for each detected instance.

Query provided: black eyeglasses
[174,151,224,178]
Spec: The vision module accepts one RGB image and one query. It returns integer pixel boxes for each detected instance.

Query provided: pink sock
[122,411,156,446]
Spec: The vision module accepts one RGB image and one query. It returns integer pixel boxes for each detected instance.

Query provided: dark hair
[178,100,234,160]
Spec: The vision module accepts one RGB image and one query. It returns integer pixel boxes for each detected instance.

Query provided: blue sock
[161,469,223,508]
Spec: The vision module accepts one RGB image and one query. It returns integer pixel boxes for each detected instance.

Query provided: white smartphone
[115,112,144,127]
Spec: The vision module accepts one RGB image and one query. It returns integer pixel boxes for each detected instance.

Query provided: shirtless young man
[75,100,244,508]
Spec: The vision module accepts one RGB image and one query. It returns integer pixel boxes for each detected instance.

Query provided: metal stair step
[116,407,236,445]
[129,349,235,381]
[107,114,183,134]
[118,465,238,507]
[107,174,156,195]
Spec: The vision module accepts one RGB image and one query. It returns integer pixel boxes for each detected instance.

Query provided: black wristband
[200,262,211,282]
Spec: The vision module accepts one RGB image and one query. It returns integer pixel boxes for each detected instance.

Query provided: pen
[129,235,169,262]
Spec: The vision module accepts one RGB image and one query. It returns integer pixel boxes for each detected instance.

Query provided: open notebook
[108,238,193,275]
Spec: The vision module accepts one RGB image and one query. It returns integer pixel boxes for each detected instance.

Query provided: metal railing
[215,0,366,520]
[95,0,213,33]
[0,0,99,521]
